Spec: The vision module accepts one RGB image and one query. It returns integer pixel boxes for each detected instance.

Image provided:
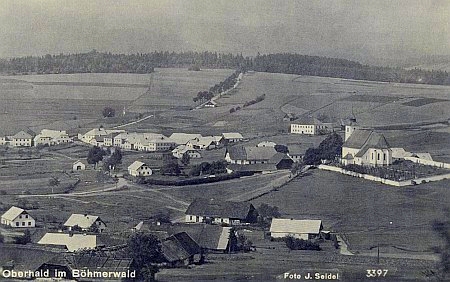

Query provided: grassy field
[0,68,234,134]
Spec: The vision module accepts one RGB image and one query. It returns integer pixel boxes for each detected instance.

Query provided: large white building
[270,219,323,240]
[34,129,72,147]
[290,117,333,135]
[1,206,36,228]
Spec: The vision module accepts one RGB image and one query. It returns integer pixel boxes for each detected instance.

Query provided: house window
[22,222,25,226]
[16,222,19,226]
[190,216,193,220]
[28,222,31,226]
[377,153,380,160]
[383,154,386,161]
[25,215,28,218]
[371,153,374,160]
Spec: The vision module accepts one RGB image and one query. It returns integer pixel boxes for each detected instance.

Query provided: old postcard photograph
[0,1,449,281]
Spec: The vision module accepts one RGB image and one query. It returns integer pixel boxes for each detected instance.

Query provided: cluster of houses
[1,198,326,272]
[0,129,72,147]
[78,128,244,157]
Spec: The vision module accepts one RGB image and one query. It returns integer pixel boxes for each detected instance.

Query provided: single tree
[87,146,106,169]
[127,232,163,281]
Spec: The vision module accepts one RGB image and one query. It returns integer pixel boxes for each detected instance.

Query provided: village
[0,84,449,281]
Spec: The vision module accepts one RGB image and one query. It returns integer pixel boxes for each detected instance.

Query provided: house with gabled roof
[172,145,202,159]
[128,161,152,177]
[72,160,86,171]
[186,136,218,150]
[63,214,106,233]
[185,198,258,226]
[1,206,36,228]
[10,130,33,147]
[270,219,323,240]
[341,129,392,166]
[160,232,201,267]
[37,233,97,252]
[222,132,243,143]
[225,145,293,170]
[151,223,233,252]
[33,129,72,147]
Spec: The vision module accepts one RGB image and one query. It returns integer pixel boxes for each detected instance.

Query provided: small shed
[72,160,86,171]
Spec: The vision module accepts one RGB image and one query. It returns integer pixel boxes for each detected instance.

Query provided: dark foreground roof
[161,232,201,262]
[185,198,254,220]
[159,223,232,251]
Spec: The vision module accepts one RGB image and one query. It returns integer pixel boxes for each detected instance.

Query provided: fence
[318,165,450,187]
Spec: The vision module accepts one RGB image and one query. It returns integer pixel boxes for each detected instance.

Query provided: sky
[1,0,449,65]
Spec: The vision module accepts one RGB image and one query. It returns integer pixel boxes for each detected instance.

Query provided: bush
[284,236,321,251]
[14,230,32,245]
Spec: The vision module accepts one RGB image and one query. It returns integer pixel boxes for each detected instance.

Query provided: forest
[1,50,449,85]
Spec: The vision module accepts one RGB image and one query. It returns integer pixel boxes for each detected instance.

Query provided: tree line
[1,50,450,85]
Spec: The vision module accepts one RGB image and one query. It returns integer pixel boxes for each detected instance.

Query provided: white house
[1,206,36,228]
[38,233,97,252]
[186,136,219,150]
[128,161,152,177]
[72,160,86,171]
[10,131,33,147]
[290,116,333,135]
[172,145,202,159]
[222,132,243,143]
[270,218,323,240]
[203,100,217,108]
[33,129,72,147]
[341,128,392,166]
[63,214,106,232]
[78,128,125,144]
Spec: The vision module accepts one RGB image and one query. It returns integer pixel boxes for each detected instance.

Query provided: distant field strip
[402,98,449,107]
[31,81,150,88]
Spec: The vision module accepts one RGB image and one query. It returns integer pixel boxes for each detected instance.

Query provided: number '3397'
[366,269,388,278]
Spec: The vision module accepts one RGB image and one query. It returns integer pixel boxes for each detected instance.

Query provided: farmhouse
[10,130,33,147]
[63,214,106,232]
[153,223,233,252]
[186,136,219,150]
[72,160,86,171]
[225,145,293,169]
[128,161,153,176]
[222,132,243,143]
[185,198,258,225]
[341,128,392,166]
[1,206,36,228]
[160,232,201,267]
[78,128,125,144]
[169,133,203,145]
[290,116,333,135]
[287,143,314,162]
[37,233,97,252]
[270,219,323,240]
[172,145,202,159]
[33,129,72,147]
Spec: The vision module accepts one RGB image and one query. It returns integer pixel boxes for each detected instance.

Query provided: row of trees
[193,70,241,104]
[2,51,450,85]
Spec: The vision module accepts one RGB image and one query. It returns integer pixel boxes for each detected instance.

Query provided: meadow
[0,68,234,134]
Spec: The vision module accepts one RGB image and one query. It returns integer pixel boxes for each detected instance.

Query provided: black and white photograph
[0,1,449,281]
